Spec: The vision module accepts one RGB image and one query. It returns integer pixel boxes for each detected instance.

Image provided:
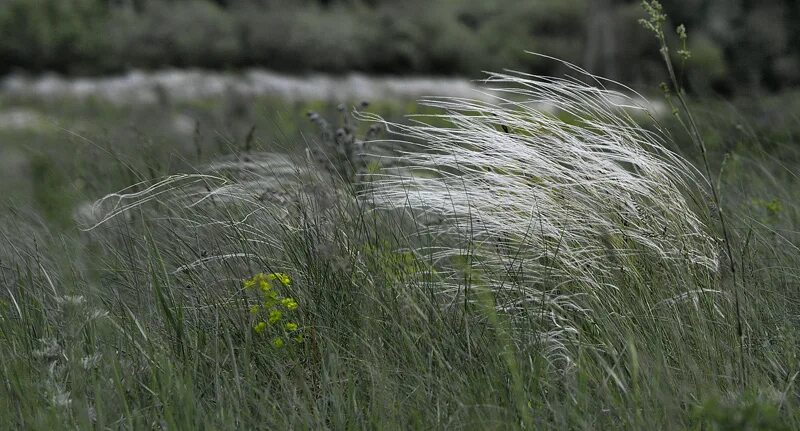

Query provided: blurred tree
[108,0,240,68]
[0,0,109,73]
[0,0,799,93]
[584,0,617,79]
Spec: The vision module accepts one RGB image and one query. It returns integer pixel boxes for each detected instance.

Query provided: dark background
[2,0,798,95]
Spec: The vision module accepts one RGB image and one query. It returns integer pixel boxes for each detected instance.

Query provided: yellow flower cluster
[244,272,290,291]
[281,297,298,311]
[268,309,282,324]
[243,272,302,349]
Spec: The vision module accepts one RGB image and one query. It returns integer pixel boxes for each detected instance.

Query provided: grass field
[2,49,800,429]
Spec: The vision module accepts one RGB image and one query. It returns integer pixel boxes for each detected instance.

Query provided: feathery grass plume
[82,153,320,227]
[357,59,720,349]
[85,60,721,368]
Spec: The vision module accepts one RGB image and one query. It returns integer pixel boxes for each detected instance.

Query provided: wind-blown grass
[2,60,800,429]
[366,68,719,271]
[85,65,727,367]
[357,66,721,364]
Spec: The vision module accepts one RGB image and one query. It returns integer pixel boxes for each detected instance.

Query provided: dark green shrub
[687,33,728,91]
[235,2,377,73]
[0,0,108,73]
[108,1,240,69]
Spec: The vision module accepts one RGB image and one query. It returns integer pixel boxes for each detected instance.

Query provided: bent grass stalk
[357,61,720,365]
[640,0,746,385]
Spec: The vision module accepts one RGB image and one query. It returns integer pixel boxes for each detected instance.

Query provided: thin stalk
[649,9,746,386]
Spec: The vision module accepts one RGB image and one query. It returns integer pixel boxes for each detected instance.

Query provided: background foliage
[2,0,800,94]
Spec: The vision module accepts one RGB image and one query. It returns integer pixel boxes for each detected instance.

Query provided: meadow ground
[1,75,800,430]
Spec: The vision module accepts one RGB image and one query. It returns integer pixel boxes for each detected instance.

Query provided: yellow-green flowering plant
[243,272,303,349]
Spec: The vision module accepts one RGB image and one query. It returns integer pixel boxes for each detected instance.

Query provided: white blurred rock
[0,108,48,130]
[1,69,498,105]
